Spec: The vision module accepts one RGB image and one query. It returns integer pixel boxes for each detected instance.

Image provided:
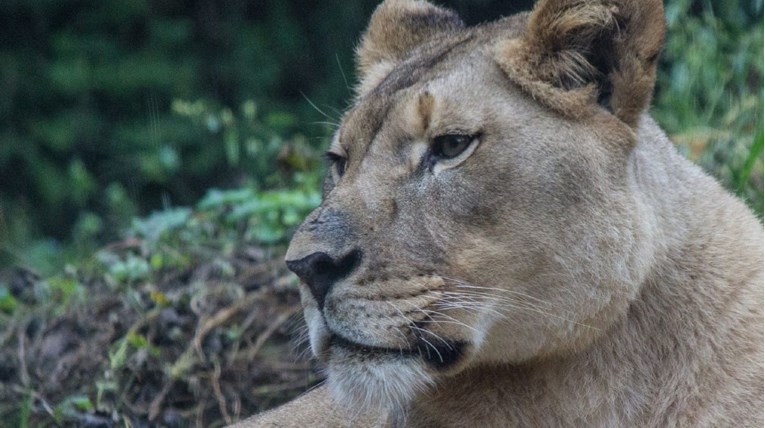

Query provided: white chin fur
[327,355,434,425]
[303,306,330,359]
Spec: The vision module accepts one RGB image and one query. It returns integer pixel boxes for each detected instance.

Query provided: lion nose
[286,249,362,309]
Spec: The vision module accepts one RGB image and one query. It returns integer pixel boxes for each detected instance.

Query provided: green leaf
[18,390,32,428]
[45,276,84,308]
[224,128,240,166]
[264,111,297,129]
[130,208,191,242]
[127,332,150,348]
[95,380,117,409]
[737,121,764,194]
[150,253,164,270]
[126,332,161,357]
[0,286,18,313]
[54,394,94,420]
[109,337,129,370]
[70,395,94,412]
[197,188,256,210]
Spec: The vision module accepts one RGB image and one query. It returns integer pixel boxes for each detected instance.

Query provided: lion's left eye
[432,134,474,160]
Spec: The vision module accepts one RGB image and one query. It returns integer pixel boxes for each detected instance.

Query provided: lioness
[235,0,764,426]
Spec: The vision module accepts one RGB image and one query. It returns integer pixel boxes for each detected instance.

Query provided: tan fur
[495,0,664,126]
[232,0,763,426]
[355,0,464,96]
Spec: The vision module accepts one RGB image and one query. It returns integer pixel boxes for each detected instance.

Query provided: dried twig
[247,306,300,360]
[148,379,175,421]
[10,384,56,419]
[16,328,29,387]
[193,292,262,362]
[211,361,232,425]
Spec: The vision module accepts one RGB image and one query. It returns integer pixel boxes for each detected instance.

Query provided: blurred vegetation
[0,0,761,426]
[0,193,316,426]
[1,0,760,273]
[655,0,763,214]
[0,0,379,272]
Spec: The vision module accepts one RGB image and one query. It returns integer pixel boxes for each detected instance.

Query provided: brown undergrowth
[0,202,321,427]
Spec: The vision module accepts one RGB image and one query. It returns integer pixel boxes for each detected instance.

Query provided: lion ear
[355,0,464,96]
[495,0,664,127]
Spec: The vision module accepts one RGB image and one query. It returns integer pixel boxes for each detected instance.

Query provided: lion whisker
[381,306,416,353]
[439,287,600,331]
[311,120,342,128]
[414,317,483,336]
[409,325,454,351]
[419,336,441,361]
[301,92,340,122]
[396,299,484,336]
[435,296,505,319]
[384,301,453,355]
[441,276,562,308]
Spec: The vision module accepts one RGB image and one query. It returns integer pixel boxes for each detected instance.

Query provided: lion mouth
[329,334,466,370]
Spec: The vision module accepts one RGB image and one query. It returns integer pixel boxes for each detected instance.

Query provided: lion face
[285,0,663,419]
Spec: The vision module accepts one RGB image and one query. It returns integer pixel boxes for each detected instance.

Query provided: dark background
[0,0,532,267]
[0,0,761,271]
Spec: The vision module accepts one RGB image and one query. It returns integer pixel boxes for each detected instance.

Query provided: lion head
[284,0,665,421]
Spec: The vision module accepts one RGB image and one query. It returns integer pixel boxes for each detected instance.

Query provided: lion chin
[327,347,433,426]
[304,284,475,423]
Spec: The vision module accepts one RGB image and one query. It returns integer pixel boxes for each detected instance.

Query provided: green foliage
[1,0,760,273]
[53,395,94,424]
[112,185,319,272]
[197,188,321,243]
[0,175,316,426]
[18,391,32,428]
[0,285,17,314]
[654,0,763,215]
[42,275,85,314]
[739,124,764,195]
[0,0,344,273]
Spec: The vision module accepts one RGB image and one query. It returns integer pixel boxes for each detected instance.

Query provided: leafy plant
[654,0,763,215]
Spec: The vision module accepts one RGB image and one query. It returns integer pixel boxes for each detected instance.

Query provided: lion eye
[432,134,474,160]
[335,158,347,176]
[325,152,347,177]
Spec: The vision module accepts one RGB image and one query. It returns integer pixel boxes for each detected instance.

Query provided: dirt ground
[0,242,319,427]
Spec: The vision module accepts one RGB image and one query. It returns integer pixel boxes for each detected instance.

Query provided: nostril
[286,249,362,309]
